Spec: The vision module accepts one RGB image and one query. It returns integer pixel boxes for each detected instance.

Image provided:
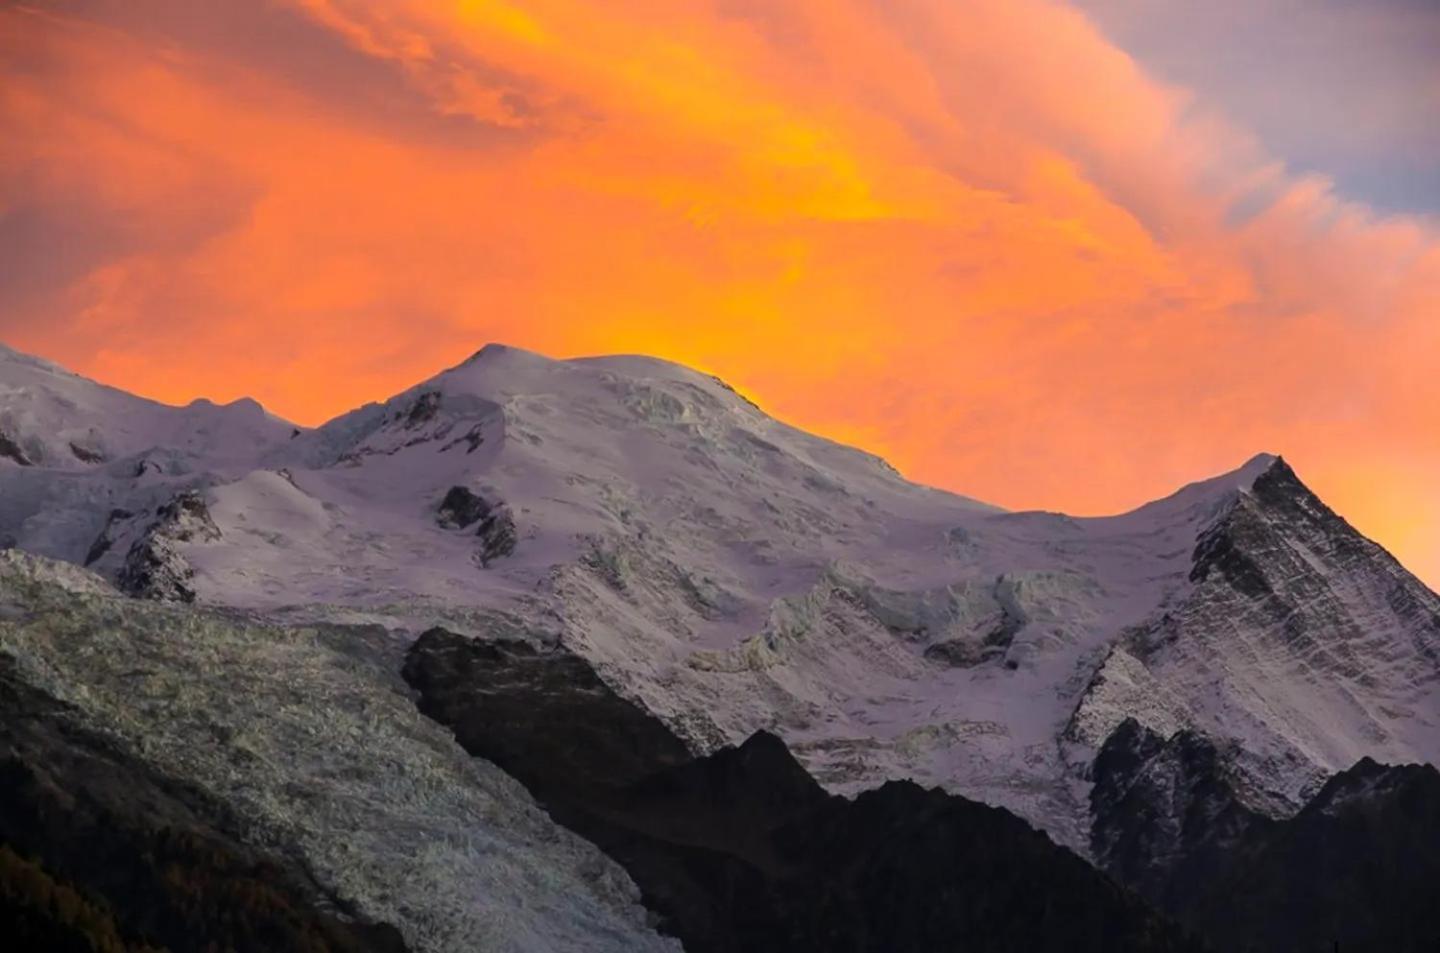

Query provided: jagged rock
[83,507,135,567]
[0,430,33,466]
[116,491,221,602]
[404,628,1204,953]
[435,486,516,566]
[436,486,491,530]
[404,629,693,792]
[67,441,105,464]
[1091,719,1440,952]
[402,392,442,428]
[118,535,197,602]
[475,505,516,567]
[1090,720,1268,910]
[438,423,485,453]
[153,491,222,543]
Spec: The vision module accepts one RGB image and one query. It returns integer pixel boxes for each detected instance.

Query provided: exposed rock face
[436,485,489,529]
[1070,457,1440,818]
[67,440,106,464]
[83,507,135,567]
[0,430,33,466]
[1091,719,1440,953]
[404,628,1204,953]
[403,628,693,792]
[1090,720,1270,911]
[435,487,517,566]
[402,392,441,427]
[116,490,221,602]
[475,505,517,566]
[327,389,503,467]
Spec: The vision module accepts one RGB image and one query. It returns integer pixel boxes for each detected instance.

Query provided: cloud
[2,0,1438,584]
[1074,0,1440,213]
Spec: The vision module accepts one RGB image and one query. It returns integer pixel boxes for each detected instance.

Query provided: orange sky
[3,0,1439,585]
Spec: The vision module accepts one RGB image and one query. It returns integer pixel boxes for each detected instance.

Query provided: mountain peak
[460,341,551,366]
[1120,450,1282,522]
[1238,450,1282,479]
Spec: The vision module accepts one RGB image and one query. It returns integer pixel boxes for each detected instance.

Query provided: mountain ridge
[2,340,1437,856]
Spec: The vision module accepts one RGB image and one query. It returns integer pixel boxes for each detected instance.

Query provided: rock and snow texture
[1069,460,1440,816]
[1,340,1437,850]
[1089,717,1440,951]
[0,550,678,953]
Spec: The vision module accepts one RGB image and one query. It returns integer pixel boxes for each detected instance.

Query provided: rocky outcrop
[83,507,135,567]
[0,430,32,466]
[435,486,517,566]
[401,391,442,428]
[404,628,1205,953]
[67,440,106,464]
[1091,719,1440,953]
[116,490,221,602]
[1204,758,1440,953]
[403,628,693,793]
[1090,720,1270,911]
[436,485,488,530]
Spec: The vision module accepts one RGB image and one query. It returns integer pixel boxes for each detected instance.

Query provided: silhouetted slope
[1093,719,1440,953]
[0,845,163,953]
[405,627,1206,953]
[0,660,407,953]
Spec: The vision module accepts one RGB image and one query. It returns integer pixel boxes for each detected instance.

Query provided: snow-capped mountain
[2,341,1438,855]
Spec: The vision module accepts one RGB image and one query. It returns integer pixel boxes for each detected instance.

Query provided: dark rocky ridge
[1092,718,1440,953]
[117,491,221,602]
[434,487,517,567]
[83,507,135,567]
[1162,456,1440,668]
[0,659,408,953]
[404,627,1205,953]
[0,430,33,466]
[68,440,106,464]
[1091,720,1273,914]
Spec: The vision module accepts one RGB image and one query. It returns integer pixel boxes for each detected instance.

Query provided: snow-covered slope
[2,341,1436,851]
[0,342,295,565]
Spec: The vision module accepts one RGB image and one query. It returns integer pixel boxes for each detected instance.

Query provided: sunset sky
[3,1,1438,583]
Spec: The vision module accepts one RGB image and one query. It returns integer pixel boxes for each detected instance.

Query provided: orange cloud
[2,0,1438,584]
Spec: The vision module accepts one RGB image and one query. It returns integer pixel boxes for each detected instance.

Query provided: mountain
[2,340,1439,949]
[4,342,1436,849]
